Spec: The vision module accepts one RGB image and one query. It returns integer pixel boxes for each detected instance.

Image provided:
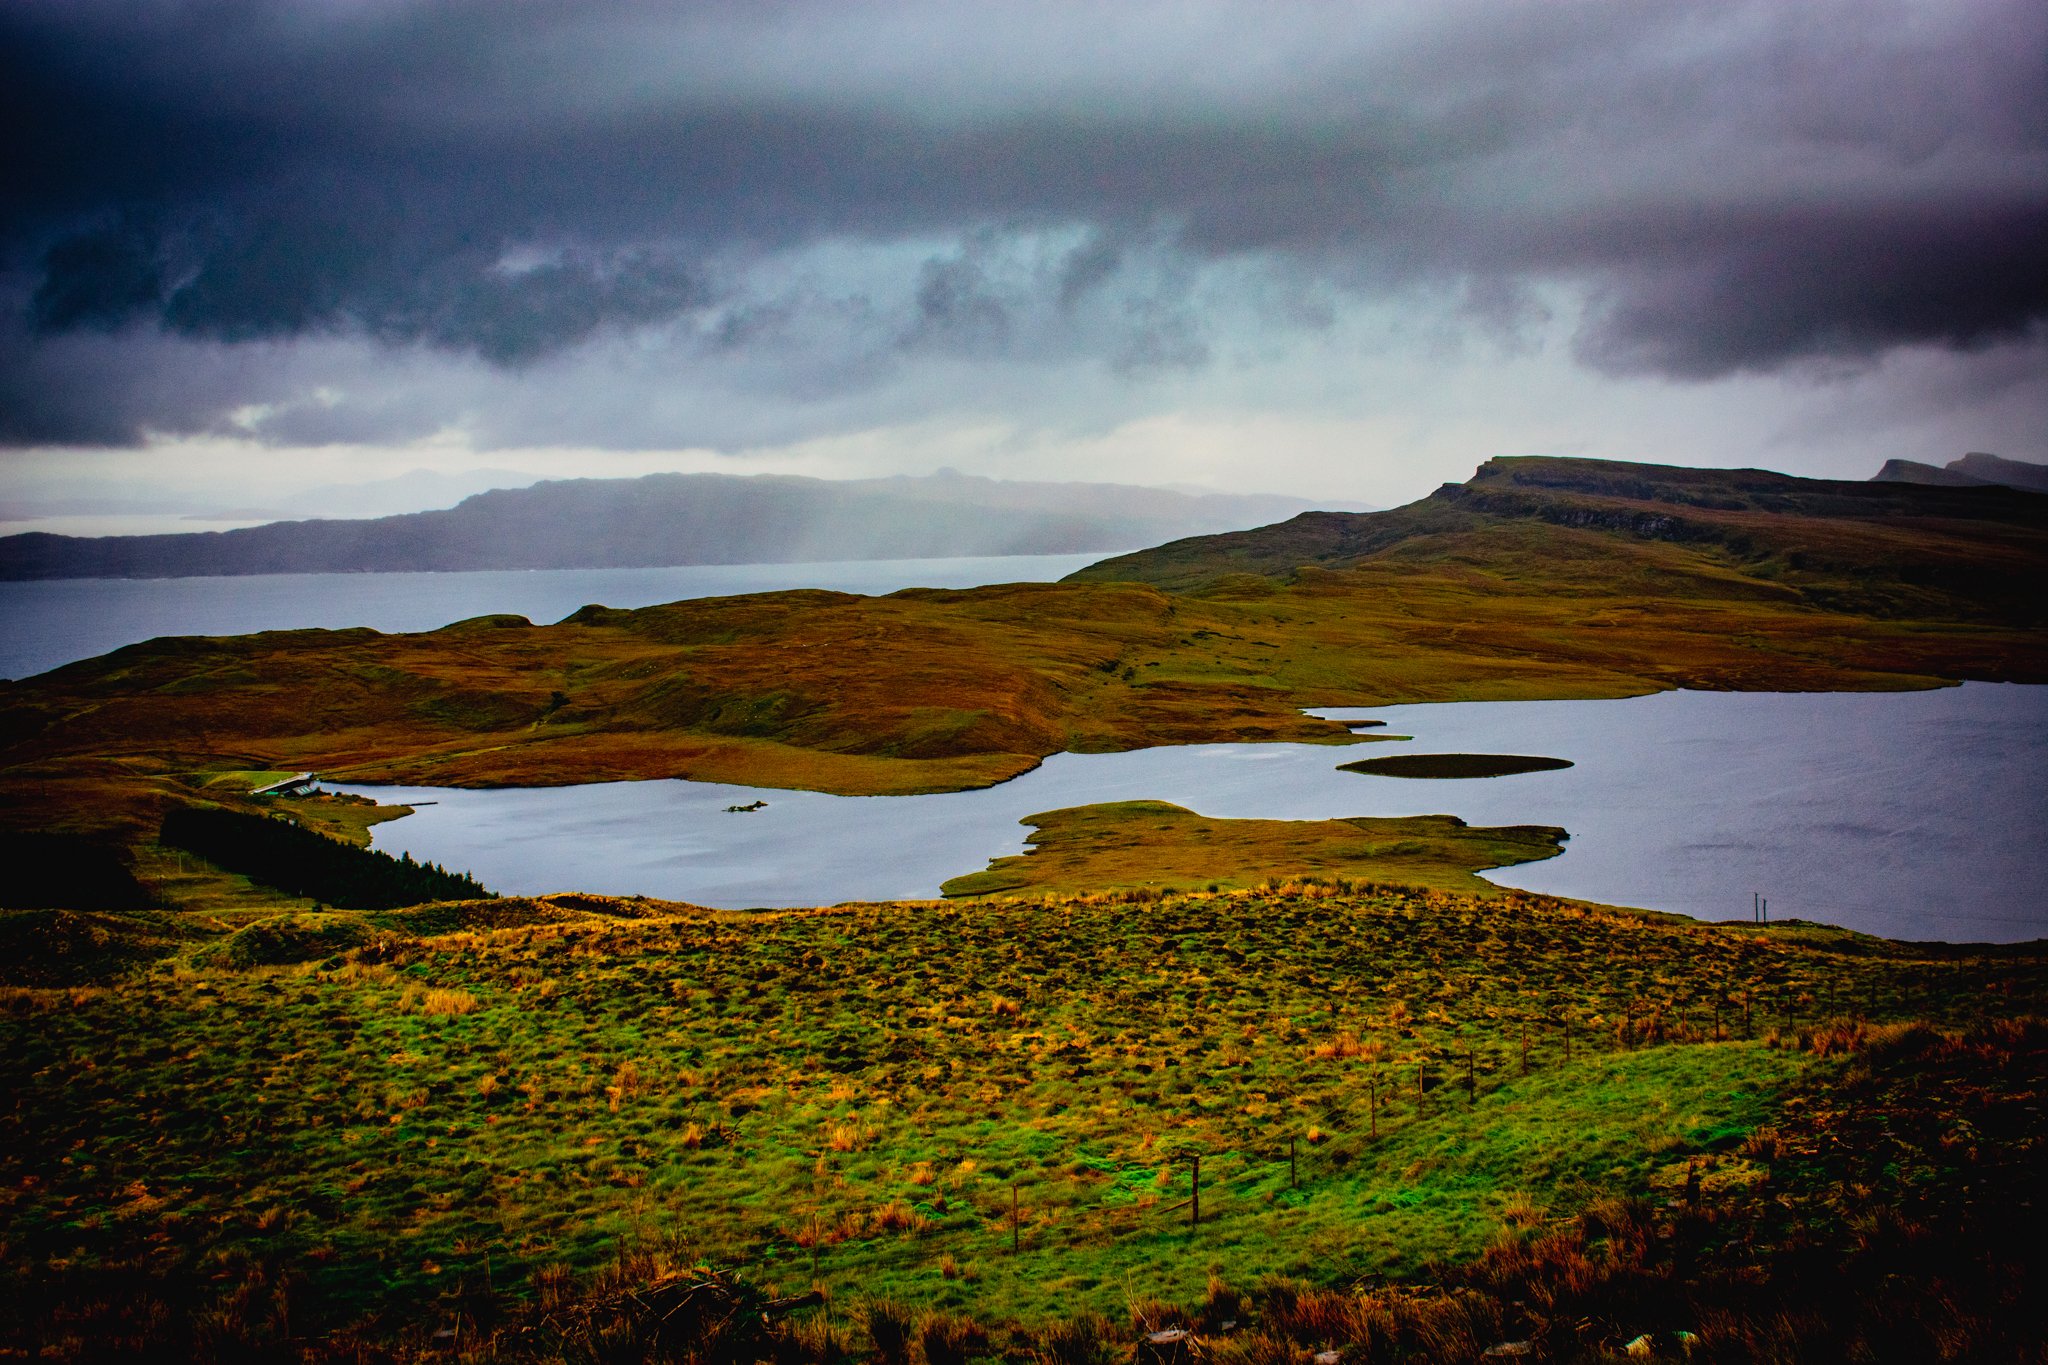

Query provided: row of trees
[161,806,492,909]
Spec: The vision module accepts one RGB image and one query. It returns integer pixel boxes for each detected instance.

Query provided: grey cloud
[28,221,167,333]
[905,255,1010,353]
[1111,297,1209,376]
[1457,277,1553,358]
[1574,201,2048,378]
[1056,233,1122,311]
[0,0,2042,446]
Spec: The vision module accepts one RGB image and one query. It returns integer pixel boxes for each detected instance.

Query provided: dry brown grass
[868,1200,930,1237]
[407,986,476,1015]
[605,1059,644,1111]
[1307,1030,1390,1062]
[826,1119,871,1152]
[1499,1192,1545,1229]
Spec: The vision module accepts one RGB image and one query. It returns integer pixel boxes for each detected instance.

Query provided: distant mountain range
[1872,451,2048,494]
[0,472,1363,581]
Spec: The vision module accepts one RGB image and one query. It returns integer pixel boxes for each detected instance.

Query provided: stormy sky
[2,0,2043,522]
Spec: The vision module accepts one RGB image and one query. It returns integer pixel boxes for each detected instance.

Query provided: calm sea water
[337,683,2047,944]
[0,555,1101,680]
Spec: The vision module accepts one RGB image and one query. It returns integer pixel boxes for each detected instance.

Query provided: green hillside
[3,885,2040,1359]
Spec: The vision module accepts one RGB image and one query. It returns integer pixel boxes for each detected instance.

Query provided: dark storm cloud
[1573,202,2048,377]
[1,0,2043,445]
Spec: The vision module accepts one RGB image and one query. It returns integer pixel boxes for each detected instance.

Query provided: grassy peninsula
[939,802,1566,898]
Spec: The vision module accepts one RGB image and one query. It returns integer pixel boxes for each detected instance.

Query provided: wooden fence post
[1012,1183,1020,1256]
[1190,1155,1201,1228]
[1465,1048,1476,1104]
[1520,1022,1529,1075]
[1289,1137,1298,1188]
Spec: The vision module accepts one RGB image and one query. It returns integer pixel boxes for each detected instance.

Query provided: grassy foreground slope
[3,884,2040,1359]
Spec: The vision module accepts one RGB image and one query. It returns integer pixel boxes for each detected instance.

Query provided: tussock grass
[0,883,2038,1357]
[399,984,478,1015]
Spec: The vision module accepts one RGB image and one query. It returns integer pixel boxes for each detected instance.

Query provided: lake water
[336,682,2047,944]
[0,554,1102,680]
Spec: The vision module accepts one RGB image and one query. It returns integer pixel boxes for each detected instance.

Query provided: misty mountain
[1872,452,2048,494]
[0,472,1362,581]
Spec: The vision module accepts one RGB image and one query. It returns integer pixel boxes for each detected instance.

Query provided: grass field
[2,882,2040,1359]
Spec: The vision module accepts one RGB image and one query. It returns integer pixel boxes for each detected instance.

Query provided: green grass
[2,884,2037,1344]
